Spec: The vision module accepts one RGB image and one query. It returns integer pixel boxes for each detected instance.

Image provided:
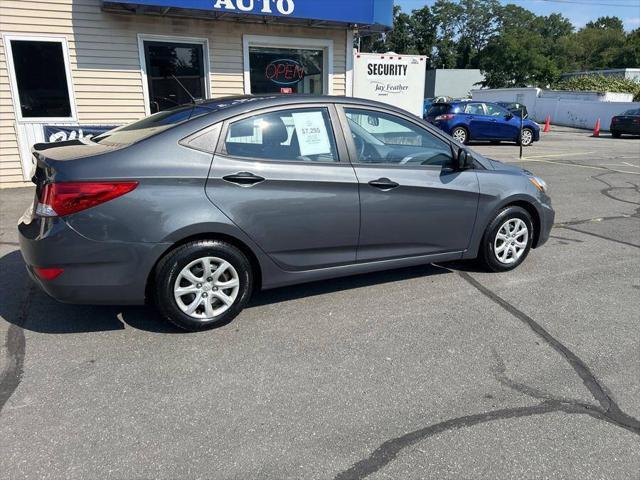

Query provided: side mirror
[505,112,514,120]
[455,149,473,170]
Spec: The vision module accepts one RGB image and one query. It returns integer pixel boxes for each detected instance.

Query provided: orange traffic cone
[543,116,551,133]
[593,118,601,137]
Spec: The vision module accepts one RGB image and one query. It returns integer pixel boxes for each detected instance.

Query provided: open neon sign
[265,59,305,86]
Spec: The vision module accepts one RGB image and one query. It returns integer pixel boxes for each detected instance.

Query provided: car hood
[487,158,529,174]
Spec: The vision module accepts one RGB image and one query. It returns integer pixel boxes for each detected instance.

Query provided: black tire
[478,206,534,272]
[518,128,534,147]
[490,140,501,145]
[154,240,253,331]
[452,126,469,144]
[611,132,621,138]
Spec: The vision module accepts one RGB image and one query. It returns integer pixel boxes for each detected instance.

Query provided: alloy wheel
[173,256,240,320]
[452,128,467,143]
[521,129,533,146]
[494,218,529,264]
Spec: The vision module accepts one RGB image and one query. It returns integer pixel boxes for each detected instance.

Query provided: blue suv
[426,101,540,146]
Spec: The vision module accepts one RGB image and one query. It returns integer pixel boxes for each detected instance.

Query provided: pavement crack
[0,282,31,415]
[555,225,640,249]
[459,272,640,433]
[333,272,640,480]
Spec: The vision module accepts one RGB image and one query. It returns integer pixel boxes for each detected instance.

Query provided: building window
[142,39,208,114]
[5,37,75,120]
[248,47,324,95]
[243,35,333,96]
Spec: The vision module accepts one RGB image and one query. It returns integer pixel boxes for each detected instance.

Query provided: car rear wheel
[519,128,534,146]
[154,240,253,331]
[479,206,534,272]
[452,127,469,144]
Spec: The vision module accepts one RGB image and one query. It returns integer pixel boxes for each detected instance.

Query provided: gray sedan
[19,95,554,331]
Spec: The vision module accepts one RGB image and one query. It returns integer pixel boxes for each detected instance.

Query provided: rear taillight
[33,267,64,281]
[612,117,619,123]
[633,118,640,124]
[435,114,455,121]
[36,181,138,217]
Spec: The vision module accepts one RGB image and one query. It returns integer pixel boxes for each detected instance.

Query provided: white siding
[0,0,348,187]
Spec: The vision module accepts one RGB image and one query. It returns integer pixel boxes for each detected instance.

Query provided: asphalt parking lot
[1,127,639,479]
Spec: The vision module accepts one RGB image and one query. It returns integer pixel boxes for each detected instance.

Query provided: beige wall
[0,0,349,188]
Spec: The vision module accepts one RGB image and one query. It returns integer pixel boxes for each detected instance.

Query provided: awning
[102,0,394,31]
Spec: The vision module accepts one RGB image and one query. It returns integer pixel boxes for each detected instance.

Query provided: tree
[410,6,437,58]
[431,0,463,68]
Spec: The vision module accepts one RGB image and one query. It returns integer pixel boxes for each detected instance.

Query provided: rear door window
[464,103,485,115]
[223,108,338,163]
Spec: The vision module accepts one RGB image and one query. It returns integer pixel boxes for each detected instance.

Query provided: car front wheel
[154,240,253,331]
[479,206,534,272]
[452,127,469,144]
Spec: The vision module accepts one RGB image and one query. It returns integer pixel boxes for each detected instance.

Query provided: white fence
[471,88,639,131]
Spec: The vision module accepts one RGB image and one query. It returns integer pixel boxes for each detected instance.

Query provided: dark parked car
[426,101,540,146]
[610,108,640,138]
[496,102,529,118]
[19,95,554,331]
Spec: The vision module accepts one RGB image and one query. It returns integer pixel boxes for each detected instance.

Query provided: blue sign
[104,0,394,29]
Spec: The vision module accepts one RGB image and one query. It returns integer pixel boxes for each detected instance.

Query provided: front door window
[143,41,206,113]
[248,47,324,95]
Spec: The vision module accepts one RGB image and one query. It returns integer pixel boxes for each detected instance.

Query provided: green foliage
[356,1,638,89]
[552,75,640,101]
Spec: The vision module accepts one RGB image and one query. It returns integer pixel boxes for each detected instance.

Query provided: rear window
[427,104,451,117]
[93,105,212,146]
[622,108,640,115]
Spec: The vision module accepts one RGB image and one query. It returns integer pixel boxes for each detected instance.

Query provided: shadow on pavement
[1,249,477,335]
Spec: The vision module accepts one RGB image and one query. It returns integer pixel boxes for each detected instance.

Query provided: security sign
[353,53,426,117]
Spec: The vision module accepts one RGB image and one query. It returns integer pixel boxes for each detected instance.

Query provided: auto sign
[265,59,305,86]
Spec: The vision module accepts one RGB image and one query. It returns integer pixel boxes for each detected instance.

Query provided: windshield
[93,105,213,145]
[622,108,640,115]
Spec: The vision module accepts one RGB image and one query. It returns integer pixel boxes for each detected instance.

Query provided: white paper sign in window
[291,111,332,156]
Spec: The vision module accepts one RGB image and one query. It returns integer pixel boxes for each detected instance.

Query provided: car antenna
[170,74,202,105]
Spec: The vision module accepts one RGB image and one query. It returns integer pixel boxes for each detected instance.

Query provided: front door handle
[368,178,399,190]
[222,172,265,186]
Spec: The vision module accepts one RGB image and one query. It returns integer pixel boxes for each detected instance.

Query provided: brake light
[36,181,138,217]
[435,114,455,121]
[33,267,64,281]
[633,118,640,124]
[612,117,618,123]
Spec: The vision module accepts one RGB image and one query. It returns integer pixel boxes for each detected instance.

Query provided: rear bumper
[18,214,170,305]
[610,124,640,135]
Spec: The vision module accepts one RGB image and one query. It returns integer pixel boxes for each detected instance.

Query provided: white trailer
[352,52,426,117]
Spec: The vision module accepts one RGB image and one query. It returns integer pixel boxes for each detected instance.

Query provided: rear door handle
[222,172,265,186]
[368,178,399,190]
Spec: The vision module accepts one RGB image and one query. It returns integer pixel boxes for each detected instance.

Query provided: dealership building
[0,0,393,188]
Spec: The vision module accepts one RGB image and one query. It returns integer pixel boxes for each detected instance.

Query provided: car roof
[192,94,407,115]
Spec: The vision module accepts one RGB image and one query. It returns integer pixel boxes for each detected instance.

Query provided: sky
[395,0,640,31]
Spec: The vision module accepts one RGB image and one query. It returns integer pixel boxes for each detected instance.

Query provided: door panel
[354,166,479,261]
[339,106,480,262]
[207,156,359,270]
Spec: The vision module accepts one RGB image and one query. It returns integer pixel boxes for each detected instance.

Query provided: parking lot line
[518,156,640,175]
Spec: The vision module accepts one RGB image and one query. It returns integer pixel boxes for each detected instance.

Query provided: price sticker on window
[291,112,332,156]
